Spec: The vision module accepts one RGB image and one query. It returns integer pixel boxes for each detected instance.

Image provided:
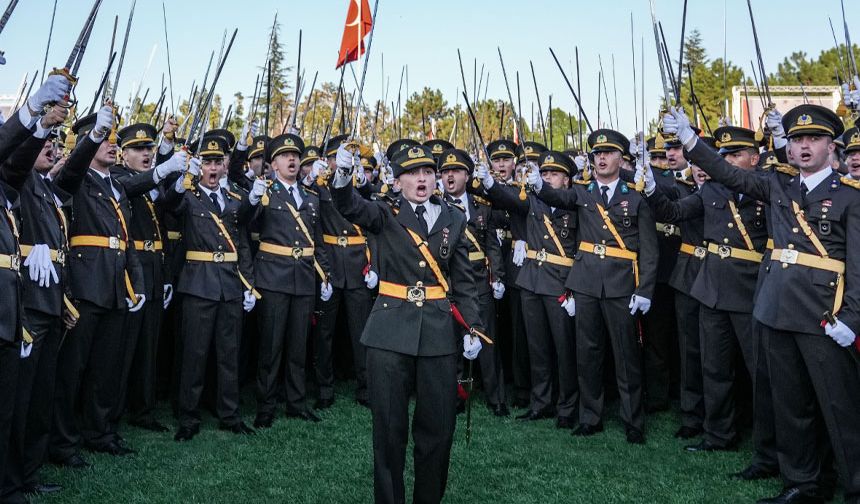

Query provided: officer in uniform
[478,149,579,429]
[165,135,257,441]
[50,106,147,465]
[331,143,484,504]
[663,104,860,504]
[423,139,454,163]
[246,133,332,426]
[440,148,507,416]
[843,128,860,181]
[530,129,658,444]
[111,123,185,434]
[641,126,771,454]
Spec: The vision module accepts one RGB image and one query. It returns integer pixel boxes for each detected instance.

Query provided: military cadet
[483,139,531,409]
[166,134,257,441]
[331,142,484,504]
[108,123,185,436]
[423,139,454,163]
[844,127,860,181]
[0,76,72,499]
[663,104,860,504]
[640,125,772,455]
[478,148,579,429]
[529,129,658,444]
[245,133,332,426]
[440,148,507,416]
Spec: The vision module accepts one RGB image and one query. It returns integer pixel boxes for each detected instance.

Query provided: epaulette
[840,176,860,190]
[304,187,318,195]
[573,179,590,186]
[626,182,638,190]
[226,190,242,201]
[473,195,491,206]
[775,164,799,177]
[676,178,695,187]
[506,180,522,188]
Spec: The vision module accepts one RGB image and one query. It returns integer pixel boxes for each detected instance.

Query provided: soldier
[306,134,372,411]
[440,148,507,416]
[49,105,147,466]
[165,135,257,441]
[0,75,72,499]
[331,142,484,504]
[663,104,860,504]
[478,148,578,429]
[640,126,772,456]
[843,127,860,181]
[246,133,332,426]
[111,123,185,434]
[529,129,658,444]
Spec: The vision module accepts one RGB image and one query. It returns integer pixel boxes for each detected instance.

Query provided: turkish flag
[336,0,373,69]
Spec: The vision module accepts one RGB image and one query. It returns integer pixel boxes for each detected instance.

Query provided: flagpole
[356,0,362,139]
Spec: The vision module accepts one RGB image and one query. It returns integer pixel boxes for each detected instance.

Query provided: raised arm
[645,185,704,224]
[331,180,387,234]
[684,140,771,203]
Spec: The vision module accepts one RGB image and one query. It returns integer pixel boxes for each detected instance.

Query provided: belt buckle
[694,246,707,259]
[213,251,225,263]
[718,245,731,259]
[407,285,426,306]
[292,247,303,259]
[593,244,607,257]
[535,249,548,262]
[143,240,155,252]
[10,254,20,272]
[108,236,120,250]
[56,250,66,265]
[337,236,348,247]
[663,224,676,236]
[780,249,798,265]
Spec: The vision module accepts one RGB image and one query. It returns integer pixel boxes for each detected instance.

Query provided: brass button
[343,230,348,235]
[416,301,423,307]
[782,263,788,269]
[419,261,426,267]
[218,245,223,250]
[543,235,549,239]
[822,207,829,213]
[788,244,795,250]
[295,226,300,231]
[829,282,835,287]
[723,238,729,244]
[602,225,608,230]
[727,223,734,228]
[792,227,799,233]
[383,303,388,308]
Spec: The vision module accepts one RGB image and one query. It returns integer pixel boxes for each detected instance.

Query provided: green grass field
[35,383,780,503]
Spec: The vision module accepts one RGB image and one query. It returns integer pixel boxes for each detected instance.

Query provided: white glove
[491,281,505,300]
[477,163,493,189]
[127,294,146,313]
[27,74,71,112]
[463,334,482,360]
[843,76,860,109]
[364,270,378,289]
[628,294,651,315]
[154,150,188,181]
[664,106,697,149]
[336,143,356,170]
[21,341,32,359]
[163,284,173,309]
[238,120,259,149]
[23,244,59,287]
[824,319,857,348]
[765,109,787,149]
[90,105,114,142]
[527,165,542,192]
[373,151,386,169]
[512,240,526,267]
[636,165,657,196]
[560,296,576,317]
[311,159,327,181]
[573,155,587,173]
[243,290,256,312]
[320,281,333,302]
[630,134,650,165]
[356,163,368,186]
[187,156,201,177]
[249,177,268,205]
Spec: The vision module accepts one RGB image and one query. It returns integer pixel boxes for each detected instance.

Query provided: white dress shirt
[408,200,441,232]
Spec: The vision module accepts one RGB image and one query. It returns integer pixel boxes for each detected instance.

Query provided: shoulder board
[226,190,242,201]
[626,182,638,190]
[775,164,799,177]
[506,180,522,187]
[473,195,491,206]
[840,176,860,190]
[573,179,590,186]
[304,187,318,195]
[677,178,695,187]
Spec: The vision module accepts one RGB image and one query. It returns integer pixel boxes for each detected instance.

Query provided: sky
[1,0,859,135]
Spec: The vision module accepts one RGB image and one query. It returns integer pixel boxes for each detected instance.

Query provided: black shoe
[356,398,370,409]
[572,423,604,437]
[253,414,274,429]
[756,487,824,504]
[732,464,779,481]
[314,398,334,410]
[516,410,552,421]
[556,416,576,429]
[626,428,646,445]
[511,398,529,409]
[645,402,669,414]
[685,439,736,452]
[24,483,63,495]
[674,426,703,439]
[129,419,170,433]
[90,441,135,456]
[220,421,256,435]
[53,453,90,469]
[492,404,510,417]
[173,425,199,442]
[286,409,322,422]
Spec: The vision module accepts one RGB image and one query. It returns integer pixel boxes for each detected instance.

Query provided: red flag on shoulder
[336,0,373,69]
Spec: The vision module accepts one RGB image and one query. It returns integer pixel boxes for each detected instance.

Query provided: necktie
[453,198,462,207]
[102,175,114,198]
[800,181,809,207]
[288,186,299,208]
[415,204,428,235]
[600,185,610,206]
[209,192,221,211]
